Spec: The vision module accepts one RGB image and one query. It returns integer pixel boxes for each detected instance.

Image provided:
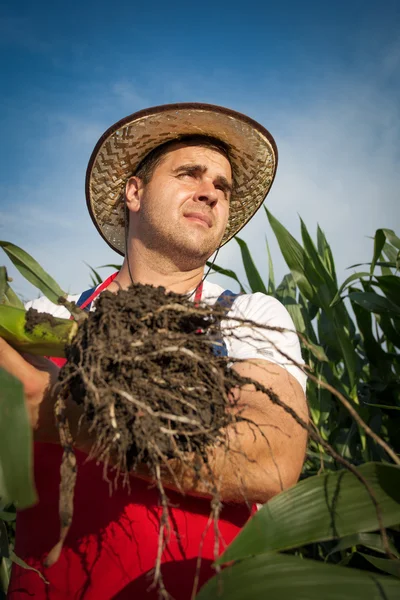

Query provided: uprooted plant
[1,225,400,600]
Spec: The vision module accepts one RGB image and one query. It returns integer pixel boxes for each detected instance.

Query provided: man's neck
[112,242,205,295]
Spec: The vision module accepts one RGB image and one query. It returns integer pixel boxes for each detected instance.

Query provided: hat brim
[86,103,278,256]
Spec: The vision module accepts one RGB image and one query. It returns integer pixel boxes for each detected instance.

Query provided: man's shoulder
[25,293,81,318]
[230,291,293,327]
[202,281,290,324]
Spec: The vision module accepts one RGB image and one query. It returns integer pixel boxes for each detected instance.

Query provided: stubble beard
[139,207,221,270]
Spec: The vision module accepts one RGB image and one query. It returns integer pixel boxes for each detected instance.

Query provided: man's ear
[125,176,143,213]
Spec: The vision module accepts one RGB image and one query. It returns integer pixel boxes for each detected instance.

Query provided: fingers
[21,352,60,379]
[0,337,48,397]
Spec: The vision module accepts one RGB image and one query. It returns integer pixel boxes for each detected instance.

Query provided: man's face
[126,144,232,267]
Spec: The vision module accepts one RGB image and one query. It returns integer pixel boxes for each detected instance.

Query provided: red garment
[8,278,252,599]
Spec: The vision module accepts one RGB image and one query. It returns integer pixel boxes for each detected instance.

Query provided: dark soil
[58,284,244,476]
[25,307,59,333]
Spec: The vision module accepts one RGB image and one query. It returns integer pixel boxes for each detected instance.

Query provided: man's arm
[153,359,308,504]
[0,339,307,505]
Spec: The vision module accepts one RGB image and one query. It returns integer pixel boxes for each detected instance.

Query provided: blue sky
[1,0,399,300]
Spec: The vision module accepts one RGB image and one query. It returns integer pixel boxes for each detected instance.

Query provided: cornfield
[0,210,399,599]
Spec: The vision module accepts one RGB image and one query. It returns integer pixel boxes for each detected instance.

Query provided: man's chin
[172,238,219,268]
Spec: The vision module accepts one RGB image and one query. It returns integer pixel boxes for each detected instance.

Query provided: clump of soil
[25,307,59,332]
[60,283,243,474]
[46,283,248,591]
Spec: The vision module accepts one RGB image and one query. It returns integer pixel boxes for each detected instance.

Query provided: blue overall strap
[76,286,97,312]
[213,289,239,357]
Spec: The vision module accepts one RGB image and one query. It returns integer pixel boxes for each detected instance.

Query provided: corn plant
[199,211,400,598]
[1,217,400,599]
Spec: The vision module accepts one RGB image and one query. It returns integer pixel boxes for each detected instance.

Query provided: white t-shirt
[26,279,307,392]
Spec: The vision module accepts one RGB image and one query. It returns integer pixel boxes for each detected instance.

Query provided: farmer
[2,103,308,599]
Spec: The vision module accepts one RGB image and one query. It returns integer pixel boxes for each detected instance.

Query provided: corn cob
[0,305,78,358]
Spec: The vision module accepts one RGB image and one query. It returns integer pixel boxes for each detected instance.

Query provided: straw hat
[86,103,278,256]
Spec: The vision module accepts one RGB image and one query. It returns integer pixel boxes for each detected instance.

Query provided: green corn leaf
[381,229,400,251]
[0,520,9,558]
[265,208,316,302]
[3,283,24,309]
[349,292,400,316]
[0,369,37,509]
[235,237,267,293]
[197,553,400,600]
[377,315,400,348]
[371,230,387,276]
[382,242,399,264]
[317,224,338,284]
[300,218,335,298]
[84,262,103,286]
[374,276,400,307]
[0,268,7,304]
[359,553,400,579]
[217,462,400,564]
[305,340,329,362]
[97,263,122,270]
[330,272,371,307]
[330,310,358,389]
[0,511,16,522]
[0,305,77,357]
[205,261,246,293]
[0,241,67,305]
[265,237,275,295]
[364,403,400,411]
[328,532,399,557]
[275,273,297,302]
[351,302,392,381]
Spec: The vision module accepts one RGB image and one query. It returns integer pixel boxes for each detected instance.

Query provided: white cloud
[2,55,399,302]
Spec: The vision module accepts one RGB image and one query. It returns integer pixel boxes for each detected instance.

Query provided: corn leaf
[197,553,400,600]
[374,276,400,307]
[370,229,386,276]
[382,243,399,265]
[217,462,400,564]
[97,263,122,270]
[265,237,275,295]
[0,241,66,305]
[378,315,400,348]
[84,262,103,287]
[205,262,246,292]
[0,520,9,558]
[381,229,400,251]
[265,208,317,302]
[0,511,16,523]
[330,272,371,307]
[359,553,400,578]
[317,224,338,284]
[0,369,37,508]
[0,268,7,304]
[300,218,335,300]
[349,292,400,317]
[235,237,267,293]
[328,532,399,557]
[0,305,77,357]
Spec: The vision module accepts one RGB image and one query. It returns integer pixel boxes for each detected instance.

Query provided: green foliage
[202,213,400,598]
[1,221,400,598]
[0,370,37,509]
[197,553,400,600]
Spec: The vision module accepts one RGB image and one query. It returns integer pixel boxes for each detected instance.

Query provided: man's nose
[194,180,218,205]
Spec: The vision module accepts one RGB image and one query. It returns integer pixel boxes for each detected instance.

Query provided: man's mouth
[184,212,212,228]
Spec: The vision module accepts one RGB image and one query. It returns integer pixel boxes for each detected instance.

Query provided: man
[3,103,308,599]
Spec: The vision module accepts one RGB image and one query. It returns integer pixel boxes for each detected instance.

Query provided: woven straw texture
[86,104,277,255]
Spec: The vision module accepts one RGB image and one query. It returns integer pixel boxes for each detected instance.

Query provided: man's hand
[0,337,60,439]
